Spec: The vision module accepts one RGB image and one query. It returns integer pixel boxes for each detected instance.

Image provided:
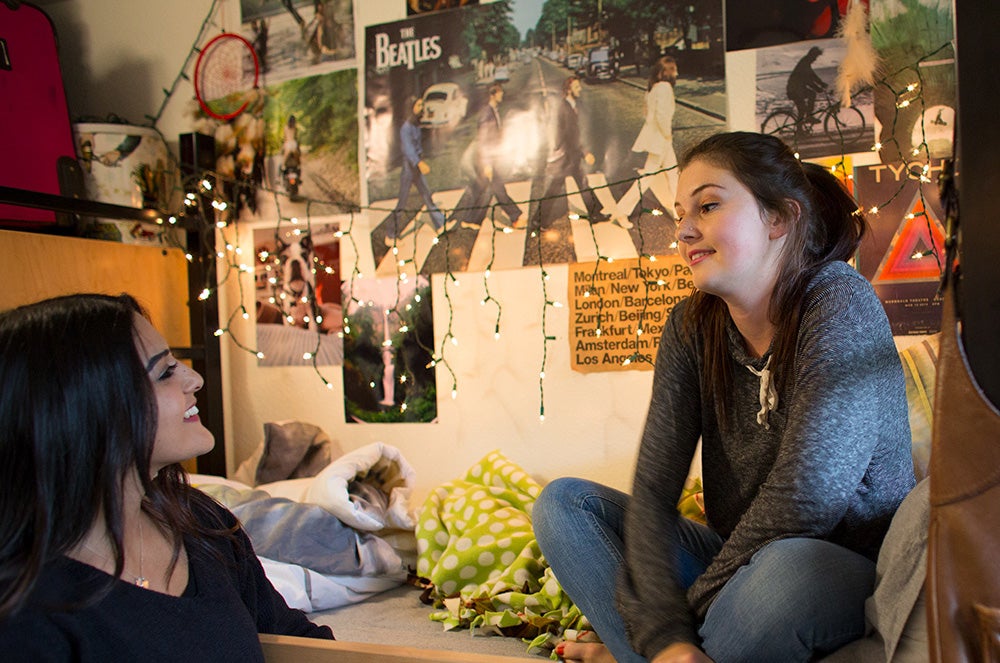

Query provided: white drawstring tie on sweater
[746,356,778,429]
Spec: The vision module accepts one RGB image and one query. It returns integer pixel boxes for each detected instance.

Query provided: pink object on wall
[0,2,77,226]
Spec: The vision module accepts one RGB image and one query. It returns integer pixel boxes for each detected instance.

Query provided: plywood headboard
[0,228,191,348]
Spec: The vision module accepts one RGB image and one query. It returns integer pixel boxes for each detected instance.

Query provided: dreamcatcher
[194,32,260,120]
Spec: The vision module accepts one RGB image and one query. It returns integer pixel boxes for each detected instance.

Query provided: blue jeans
[533,478,875,663]
[387,162,445,238]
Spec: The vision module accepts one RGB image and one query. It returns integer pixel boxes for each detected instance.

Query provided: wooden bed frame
[259,634,530,663]
[1,228,191,347]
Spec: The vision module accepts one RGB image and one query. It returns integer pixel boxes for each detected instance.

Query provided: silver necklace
[79,516,149,589]
[133,516,149,588]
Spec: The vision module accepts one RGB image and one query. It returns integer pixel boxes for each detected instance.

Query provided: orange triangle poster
[854,160,945,335]
[872,198,946,283]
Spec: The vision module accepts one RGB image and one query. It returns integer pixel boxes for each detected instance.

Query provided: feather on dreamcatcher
[836,0,880,108]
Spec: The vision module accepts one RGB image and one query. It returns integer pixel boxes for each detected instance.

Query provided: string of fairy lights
[135,1,954,421]
[867,41,955,272]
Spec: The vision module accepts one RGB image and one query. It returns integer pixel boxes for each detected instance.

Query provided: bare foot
[558,641,617,663]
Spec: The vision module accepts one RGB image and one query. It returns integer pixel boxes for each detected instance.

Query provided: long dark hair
[0,293,234,619]
[679,132,867,423]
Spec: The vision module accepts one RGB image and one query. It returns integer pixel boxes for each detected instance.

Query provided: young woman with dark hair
[534,132,914,663]
[0,293,333,659]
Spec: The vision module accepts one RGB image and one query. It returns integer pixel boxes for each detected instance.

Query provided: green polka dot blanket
[415,451,589,656]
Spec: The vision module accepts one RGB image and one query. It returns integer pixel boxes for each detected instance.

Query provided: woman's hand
[651,642,715,663]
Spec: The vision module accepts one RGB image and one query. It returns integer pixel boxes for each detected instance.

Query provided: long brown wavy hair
[678,132,867,426]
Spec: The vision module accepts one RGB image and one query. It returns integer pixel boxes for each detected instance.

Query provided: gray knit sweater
[618,261,915,659]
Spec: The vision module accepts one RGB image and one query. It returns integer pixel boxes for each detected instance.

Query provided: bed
[191,441,567,661]
[205,432,932,663]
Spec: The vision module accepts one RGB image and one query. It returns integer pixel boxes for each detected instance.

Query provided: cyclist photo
[787,46,826,124]
[754,38,875,158]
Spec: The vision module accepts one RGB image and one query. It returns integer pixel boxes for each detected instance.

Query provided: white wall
[222,242,653,499]
[38,0,210,134]
[39,0,896,506]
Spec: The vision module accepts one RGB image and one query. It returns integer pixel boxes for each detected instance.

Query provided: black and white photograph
[756,38,875,159]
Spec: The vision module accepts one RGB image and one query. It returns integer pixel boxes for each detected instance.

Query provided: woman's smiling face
[133,315,214,473]
[673,158,788,307]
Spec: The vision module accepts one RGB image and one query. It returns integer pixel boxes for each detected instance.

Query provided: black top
[0,494,333,661]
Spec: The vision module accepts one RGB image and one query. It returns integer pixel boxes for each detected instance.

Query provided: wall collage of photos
[215,0,954,423]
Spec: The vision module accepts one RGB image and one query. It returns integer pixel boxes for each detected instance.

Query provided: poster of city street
[363,0,726,276]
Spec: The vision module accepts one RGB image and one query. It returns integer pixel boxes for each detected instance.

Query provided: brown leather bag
[926,285,1000,662]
